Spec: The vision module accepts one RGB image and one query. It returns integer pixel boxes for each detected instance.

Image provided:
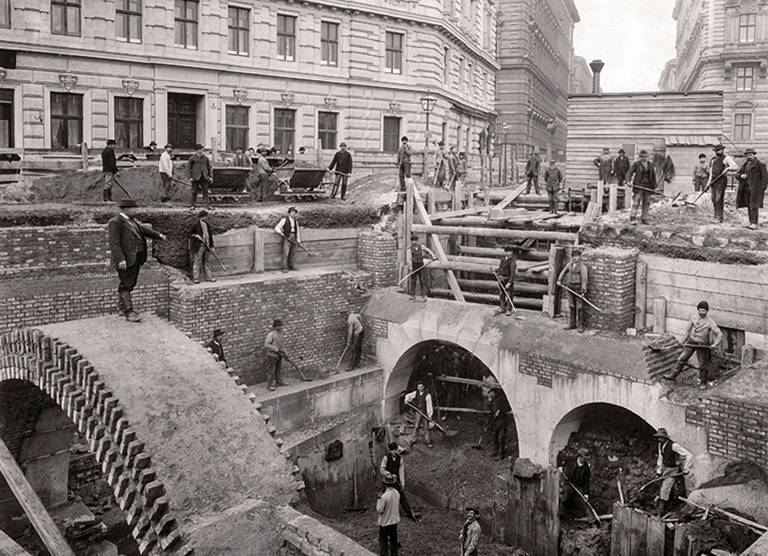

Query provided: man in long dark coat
[736,147,768,230]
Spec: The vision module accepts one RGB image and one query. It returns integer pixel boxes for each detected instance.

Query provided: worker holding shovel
[557,250,589,333]
[707,144,739,224]
[404,381,434,448]
[264,319,287,391]
[406,235,435,302]
[653,428,693,516]
[327,142,353,200]
[670,301,722,388]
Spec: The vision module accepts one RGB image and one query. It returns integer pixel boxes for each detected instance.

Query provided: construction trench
[1,168,768,555]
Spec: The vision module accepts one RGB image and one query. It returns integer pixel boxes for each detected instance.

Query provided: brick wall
[169,270,371,384]
[519,353,583,388]
[693,396,768,467]
[357,231,397,288]
[0,226,109,273]
[0,267,170,335]
[580,247,638,331]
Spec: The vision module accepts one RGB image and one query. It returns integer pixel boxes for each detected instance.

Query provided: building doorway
[167,93,199,149]
[0,89,12,148]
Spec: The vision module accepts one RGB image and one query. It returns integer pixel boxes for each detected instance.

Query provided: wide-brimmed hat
[745,147,757,155]
[198,210,208,218]
[383,475,397,485]
[638,149,649,158]
[272,319,283,328]
[117,199,138,208]
[107,139,116,145]
[713,144,724,152]
[213,328,224,337]
[194,143,205,150]
[340,142,348,148]
[577,447,591,458]
[618,148,625,154]
[654,428,671,440]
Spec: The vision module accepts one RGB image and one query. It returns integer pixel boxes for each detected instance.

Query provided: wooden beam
[402,178,415,283]
[412,224,577,242]
[431,206,489,220]
[436,375,501,388]
[653,297,667,333]
[457,278,549,294]
[635,259,648,330]
[431,260,550,280]
[0,528,32,556]
[489,184,527,218]
[411,180,465,302]
[457,245,550,261]
[608,184,618,212]
[435,406,490,414]
[430,288,544,309]
[0,439,75,556]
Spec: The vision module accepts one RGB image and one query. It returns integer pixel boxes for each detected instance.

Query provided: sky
[573,0,678,92]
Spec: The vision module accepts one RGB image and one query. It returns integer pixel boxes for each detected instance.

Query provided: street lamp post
[419,90,437,179]
[502,122,509,185]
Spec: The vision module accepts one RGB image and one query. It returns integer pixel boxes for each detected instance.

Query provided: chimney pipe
[589,59,605,94]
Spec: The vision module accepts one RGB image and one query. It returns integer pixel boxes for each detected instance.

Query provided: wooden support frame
[412,224,577,242]
[635,259,648,330]
[436,375,501,388]
[489,183,527,218]
[0,439,75,556]
[409,179,465,302]
[0,528,31,556]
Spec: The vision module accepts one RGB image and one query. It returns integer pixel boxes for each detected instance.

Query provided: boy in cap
[736,147,768,229]
[107,199,167,322]
[205,329,226,365]
[101,139,118,203]
[708,145,739,223]
[188,143,213,209]
[626,149,657,224]
[328,142,353,199]
[264,319,286,391]
[692,153,709,192]
[189,209,216,283]
[654,427,692,515]
[376,474,401,556]
[672,301,722,387]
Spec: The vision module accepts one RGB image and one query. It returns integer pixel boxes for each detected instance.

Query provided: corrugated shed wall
[566,91,724,188]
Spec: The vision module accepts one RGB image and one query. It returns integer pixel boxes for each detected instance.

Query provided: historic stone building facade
[0,0,497,169]
[660,0,768,153]
[495,0,580,160]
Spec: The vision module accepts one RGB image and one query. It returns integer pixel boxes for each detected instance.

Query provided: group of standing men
[433,142,468,190]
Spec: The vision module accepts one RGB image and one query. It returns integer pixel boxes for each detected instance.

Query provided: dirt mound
[700,460,768,489]
[560,523,611,556]
[677,515,759,554]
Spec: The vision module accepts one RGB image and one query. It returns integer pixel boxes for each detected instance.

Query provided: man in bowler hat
[188,143,213,209]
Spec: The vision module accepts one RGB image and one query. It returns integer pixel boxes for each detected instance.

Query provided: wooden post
[253,229,265,273]
[427,191,436,214]
[625,185,633,210]
[596,182,605,211]
[0,439,76,556]
[652,297,667,334]
[546,244,558,317]
[452,171,462,211]
[634,260,647,330]
[402,179,415,283]
[608,184,618,212]
[0,528,29,556]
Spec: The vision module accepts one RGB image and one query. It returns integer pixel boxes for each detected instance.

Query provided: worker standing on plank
[670,301,722,388]
[345,310,364,371]
[544,158,564,214]
[328,142,353,200]
[560,447,591,519]
[626,149,657,225]
[493,246,516,316]
[377,475,402,556]
[654,427,693,516]
[101,139,118,203]
[205,329,226,365]
[406,234,435,301]
[488,388,509,460]
[736,147,768,230]
[274,207,301,273]
[557,253,589,333]
[459,507,482,556]
[380,442,417,521]
[264,319,287,391]
[189,210,216,284]
[404,381,433,448]
[107,199,167,322]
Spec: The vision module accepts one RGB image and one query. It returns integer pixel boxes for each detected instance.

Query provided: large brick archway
[0,329,185,554]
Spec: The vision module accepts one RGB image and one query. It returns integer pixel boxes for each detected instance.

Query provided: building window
[227,6,249,55]
[443,47,450,84]
[51,92,82,150]
[739,13,756,43]
[441,122,447,144]
[277,14,296,61]
[318,111,337,150]
[226,105,249,152]
[734,113,752,141]
[174,0,198,49]
[51,0,80,36]
[719,326,745,356]
[321,21,338,66]
[385,31,403,74]
[459,57,465,93]
[274,108,295,155]
[467,62,473,93]
[116,0,142,43]
[115,96,143,150]
[736,66,754,91]
[0,0,10,28]
[383,116,400,153]
[0,90,13,147]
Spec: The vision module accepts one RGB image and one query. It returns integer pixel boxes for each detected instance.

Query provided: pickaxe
[691,168,730,205]
[279,233,314,256]
[191,234,229,271]
[397,259,436,286]
[562,470,602,524]
[558,283,604,313]
[280,350,312,381]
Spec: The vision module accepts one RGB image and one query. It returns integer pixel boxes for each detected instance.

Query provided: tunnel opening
[0,378,140,556]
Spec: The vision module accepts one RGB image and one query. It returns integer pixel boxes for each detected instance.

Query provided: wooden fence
[211,227,360,276]
[505,467,560,555]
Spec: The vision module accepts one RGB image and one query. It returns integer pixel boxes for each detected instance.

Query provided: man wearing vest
[379,442,416,521]
[626,149,657,224]
[654,428,693,516]
[671,300,722,388]
[407,234,435,301]
[708,144,739,223]
[593,147,614,185]
[189,210,216,284]
[557,252,589,333]
[404,381,434,448]
[376,474,401,555]
[205,329,226,365]
[459,507,481,556]
[264,319,286,391]
[494,247,516,316]
[274,207,301,272]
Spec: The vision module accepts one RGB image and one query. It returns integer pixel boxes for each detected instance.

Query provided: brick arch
[0,329,185,554]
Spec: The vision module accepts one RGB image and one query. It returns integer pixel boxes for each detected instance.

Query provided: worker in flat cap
[671,300,722,388]
[107,199,167,322]
[654,427,692,516]
[328,142,353,200]
[264,318,286,391]
[101,139,118,203]
[494,245,517,316]
[708,145,739,223]
[737,147,768,230]
[188,143,213,209]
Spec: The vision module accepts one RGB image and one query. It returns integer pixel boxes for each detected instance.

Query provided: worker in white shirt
[654,427,693,516]
[159,143,174,202]
[273,207,301,272]
[404,381,434,448]
[345,311,364,371]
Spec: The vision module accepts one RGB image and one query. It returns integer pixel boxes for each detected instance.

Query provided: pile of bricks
[581,246,638,331]
[357,231,397,288]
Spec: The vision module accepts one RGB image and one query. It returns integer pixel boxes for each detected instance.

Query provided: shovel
[281,351,313,381]
[471,427,489,450]
[405,402,458,437]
